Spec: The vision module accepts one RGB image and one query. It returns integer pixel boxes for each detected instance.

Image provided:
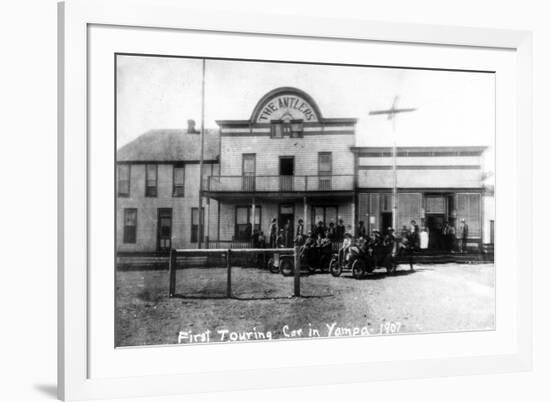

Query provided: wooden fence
[168,247,300,299]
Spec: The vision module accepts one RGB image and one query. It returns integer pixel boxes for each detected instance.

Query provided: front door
[279,204,294,247]
[279,156,294,191]
[381,212,393,234]
[426,214,445,250]
[157,208,172,252]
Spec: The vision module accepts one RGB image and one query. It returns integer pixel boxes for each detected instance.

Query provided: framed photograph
[58,0,533,400]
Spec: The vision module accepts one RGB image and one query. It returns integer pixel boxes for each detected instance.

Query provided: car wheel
[352,259,365,279]
[385,256,397,274]
[268,258,279,274]
[329,257,342,277]
[365,258,375,273]
[320,255,330,273]
[280,257,294,276]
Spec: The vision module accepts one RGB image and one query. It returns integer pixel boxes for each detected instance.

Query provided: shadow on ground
[171,293,333,300]
[33,384,57,399]
[341,268,422,280]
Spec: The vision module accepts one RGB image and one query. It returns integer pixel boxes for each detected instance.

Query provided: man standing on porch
[269,218,278,248]
[458,219,469,253]
[296,219,304,238]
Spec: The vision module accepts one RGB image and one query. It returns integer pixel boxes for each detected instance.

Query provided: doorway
[279,156,294,191]
[157,208,172,252]
[425,214,445,250]
[381,212,393,234]
[279,204,295,247]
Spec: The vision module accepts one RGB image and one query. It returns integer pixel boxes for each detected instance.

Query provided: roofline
[249,86,324,122]
[116,159,219,165]
[216,118,358,128]
[351,145,488,155]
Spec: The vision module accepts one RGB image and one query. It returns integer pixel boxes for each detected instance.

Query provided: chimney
[187,119,199,134]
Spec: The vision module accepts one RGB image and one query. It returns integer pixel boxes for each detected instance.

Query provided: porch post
[351,200,356,236]
[251,197,256,244]
[303,196,308,232]
[205,198,210,248]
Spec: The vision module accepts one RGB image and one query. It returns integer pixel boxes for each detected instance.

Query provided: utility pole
[369,96,416,230]
[197,59,206,248]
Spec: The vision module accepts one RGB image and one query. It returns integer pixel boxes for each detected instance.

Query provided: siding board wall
[116,162,219,252]
[220,134,355,177]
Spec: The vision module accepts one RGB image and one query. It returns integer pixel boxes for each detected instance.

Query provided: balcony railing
[205,175,354,193]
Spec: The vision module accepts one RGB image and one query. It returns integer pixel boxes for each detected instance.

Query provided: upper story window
[145,164,158,197]
[117,164,131,197]
[270,120,284,138]
[289,120,304,138]
[319,152,332,174]
[173,164,185,197]
[270,119,304,138]
[242,154,256,191]
[318,152,332,190]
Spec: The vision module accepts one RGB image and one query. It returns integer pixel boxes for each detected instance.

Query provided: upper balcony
[204,175,354,197]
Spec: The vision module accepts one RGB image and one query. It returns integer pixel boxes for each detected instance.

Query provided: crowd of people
[421,218,469,253]
[245,218,352,249]
[244,217,470,253]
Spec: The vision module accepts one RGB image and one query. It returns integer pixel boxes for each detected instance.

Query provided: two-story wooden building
[116,124,220,253]
[116,87,493,253]
[205,87,357,244]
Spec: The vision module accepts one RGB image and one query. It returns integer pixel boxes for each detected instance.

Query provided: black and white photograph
[115,55,495,347]
[6,0,549,400]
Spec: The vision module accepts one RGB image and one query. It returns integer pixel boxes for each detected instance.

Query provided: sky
[116,55,495,168]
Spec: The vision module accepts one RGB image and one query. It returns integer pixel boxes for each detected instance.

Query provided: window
[117,164,130,197]
[235,206,262,240]
[290,120,304,138]
[425,196,446,214]
[157,208,172,251]
[270,119,303,138]
[191,207,204,243]
[242,154,256,191]
[312,206,338,228]
[381,193,394,212]
[397,193,422,230]
[270,121,284,138]
[123,208,137,243]
[173,164,185,197]
[456,193,481,238]
[145,164,158,197]
[318,152,332,190]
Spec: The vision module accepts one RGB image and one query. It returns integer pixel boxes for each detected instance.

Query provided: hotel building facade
[116,87,494,254]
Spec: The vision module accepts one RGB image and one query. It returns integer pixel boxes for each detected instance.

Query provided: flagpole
[197,59,206,249]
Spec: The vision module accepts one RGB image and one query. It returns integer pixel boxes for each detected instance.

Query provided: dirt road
[116,263,495,346]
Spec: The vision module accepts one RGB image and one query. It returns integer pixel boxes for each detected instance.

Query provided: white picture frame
[58,0,533,400]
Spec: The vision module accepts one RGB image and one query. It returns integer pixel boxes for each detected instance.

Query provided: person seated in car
[338,232,353,262]
[319,236,331,248]
[304,231,316,248]
[356,235,367,251]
